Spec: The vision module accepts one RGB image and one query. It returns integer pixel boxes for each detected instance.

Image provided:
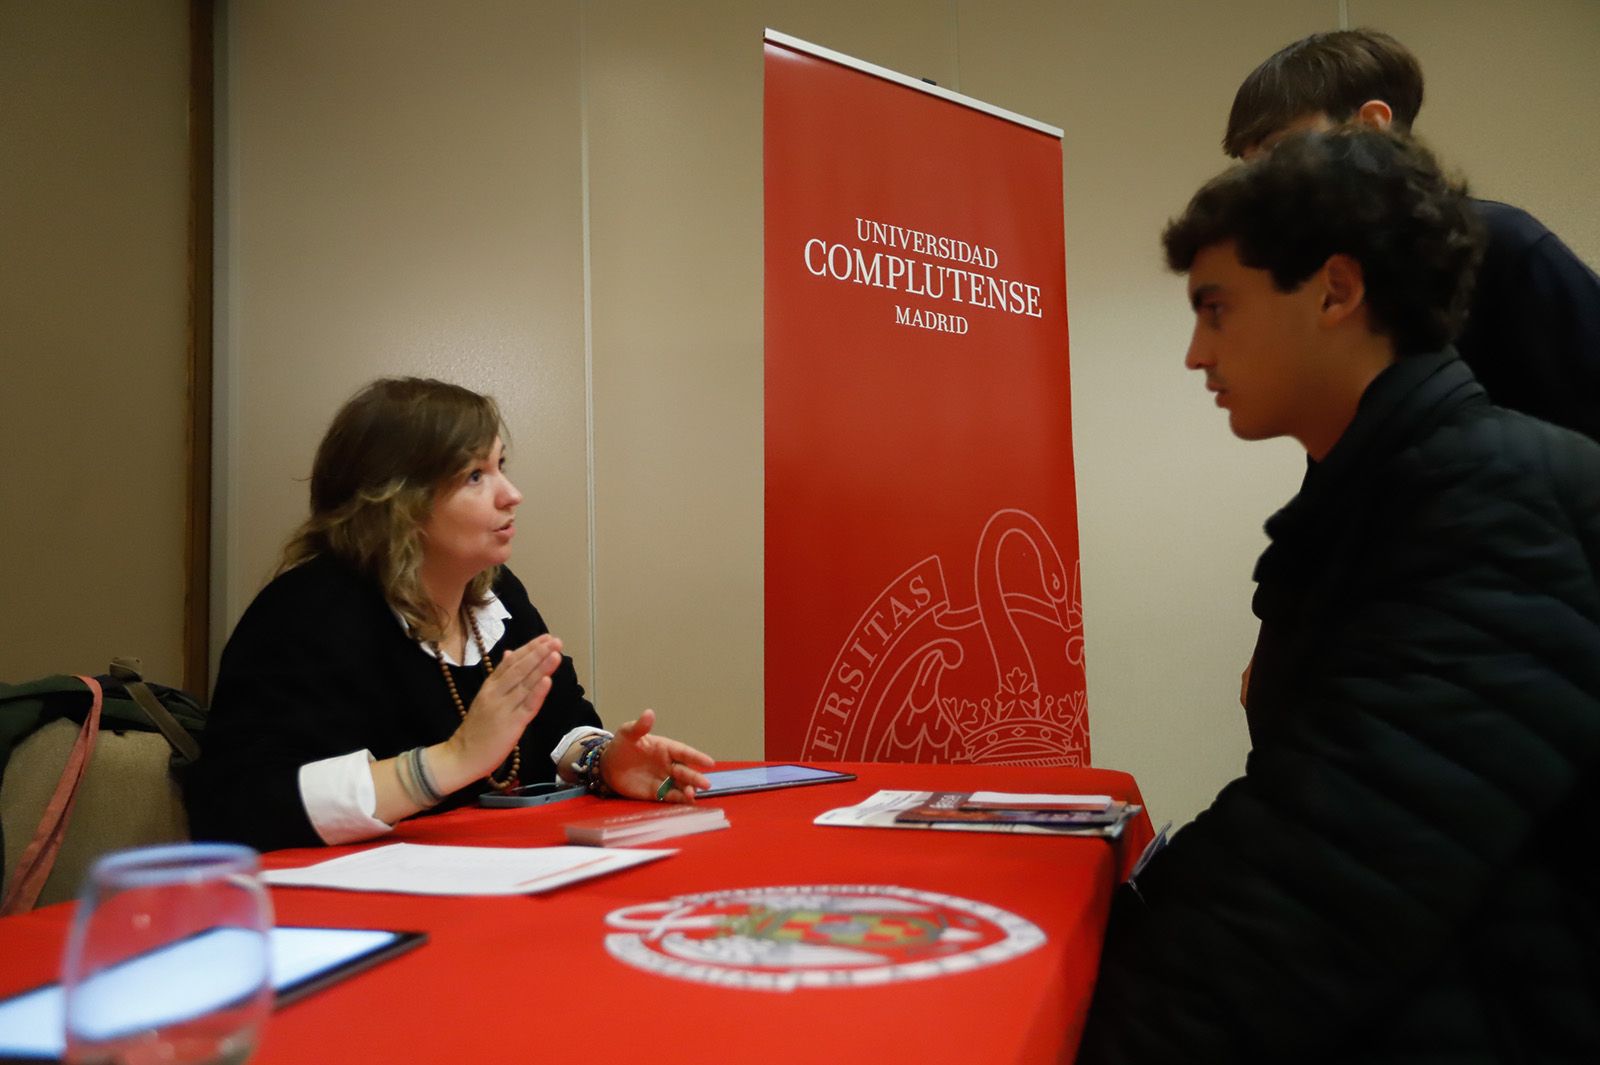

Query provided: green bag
[0,666,204,771]
[0,660,206,912]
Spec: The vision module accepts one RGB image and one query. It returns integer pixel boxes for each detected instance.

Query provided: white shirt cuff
[550,726,612,767]
[299,750,394,845]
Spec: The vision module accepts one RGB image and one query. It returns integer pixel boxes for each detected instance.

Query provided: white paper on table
[261,843,673,896]
[966,791,1112,808]
[812,790,934,828]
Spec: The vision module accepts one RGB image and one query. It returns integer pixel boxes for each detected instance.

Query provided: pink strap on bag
[0,675,104,916]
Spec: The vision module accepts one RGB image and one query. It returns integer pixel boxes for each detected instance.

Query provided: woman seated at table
[185,377,714,852]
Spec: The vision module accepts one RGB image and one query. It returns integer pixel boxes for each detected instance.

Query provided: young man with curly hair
[1076,128,1600,1065]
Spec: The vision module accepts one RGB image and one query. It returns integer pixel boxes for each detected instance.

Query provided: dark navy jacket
[1457,199,1600,444]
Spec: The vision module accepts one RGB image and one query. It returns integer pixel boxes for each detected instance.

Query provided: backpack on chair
[0,658,206,914]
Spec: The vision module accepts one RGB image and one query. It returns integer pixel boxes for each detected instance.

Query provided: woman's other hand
[600,708,715,803]
[432,634,563,789]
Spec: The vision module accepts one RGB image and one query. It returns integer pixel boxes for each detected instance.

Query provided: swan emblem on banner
[801,508,1088,766]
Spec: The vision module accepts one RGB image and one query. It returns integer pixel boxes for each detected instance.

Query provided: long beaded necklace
[432,611,520,791]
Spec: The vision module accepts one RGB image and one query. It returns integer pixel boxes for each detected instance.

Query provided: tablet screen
[699,764,855,795]
[0,926,423,1063]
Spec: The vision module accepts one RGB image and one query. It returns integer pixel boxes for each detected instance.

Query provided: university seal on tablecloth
[603,884,1044,991]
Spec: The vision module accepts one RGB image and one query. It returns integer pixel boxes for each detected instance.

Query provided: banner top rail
[764,29,1064,140]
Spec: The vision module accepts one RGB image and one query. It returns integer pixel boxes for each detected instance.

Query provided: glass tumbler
[61,843,274,1065]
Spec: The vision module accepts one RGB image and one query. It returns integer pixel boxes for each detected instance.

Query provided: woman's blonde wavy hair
[280,377,507,643]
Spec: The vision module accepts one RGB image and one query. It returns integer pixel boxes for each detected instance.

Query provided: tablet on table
[699,764,855,796]
[0,926,424,1064]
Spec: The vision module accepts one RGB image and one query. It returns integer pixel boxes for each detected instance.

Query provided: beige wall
[0,0,190,684]
[214,0,592,687]
[1351,0,1600,265]
[216,0,1600,828]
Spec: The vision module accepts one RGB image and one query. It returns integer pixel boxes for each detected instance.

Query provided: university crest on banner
[802,510,1086,764]
[763,33,1087,766]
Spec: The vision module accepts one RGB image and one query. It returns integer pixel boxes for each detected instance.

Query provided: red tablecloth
[0,763,1149,1064]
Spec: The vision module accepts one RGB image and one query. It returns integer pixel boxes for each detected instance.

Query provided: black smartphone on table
[477,781,587,808]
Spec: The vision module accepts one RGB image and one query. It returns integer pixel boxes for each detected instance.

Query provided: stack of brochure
[564,804,729,847]
[815,790,1142,839]
[894,792,1138,836]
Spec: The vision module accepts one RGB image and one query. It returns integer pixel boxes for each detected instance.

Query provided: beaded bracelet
[572,735,614,796]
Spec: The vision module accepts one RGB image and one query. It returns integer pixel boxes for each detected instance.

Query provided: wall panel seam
[579,0,600,700]
[185,0,215,699]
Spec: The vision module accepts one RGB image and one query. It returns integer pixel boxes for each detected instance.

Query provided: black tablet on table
[698,764,855,796]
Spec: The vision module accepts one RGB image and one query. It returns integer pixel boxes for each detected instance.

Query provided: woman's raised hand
[600,708,715,803]
[432,634,563,790]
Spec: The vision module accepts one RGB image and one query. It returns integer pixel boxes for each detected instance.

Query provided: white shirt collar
[393,592,512,667]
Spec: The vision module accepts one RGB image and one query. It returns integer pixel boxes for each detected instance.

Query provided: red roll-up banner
[764,32,1087,766]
